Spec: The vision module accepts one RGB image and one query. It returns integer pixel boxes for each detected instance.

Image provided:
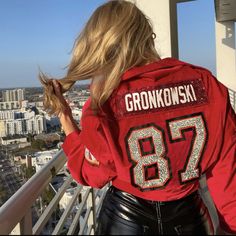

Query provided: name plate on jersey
[115,79,208,118]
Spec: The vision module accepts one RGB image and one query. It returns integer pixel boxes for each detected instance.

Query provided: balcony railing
[229,88,236,111]
[0,150,107,235]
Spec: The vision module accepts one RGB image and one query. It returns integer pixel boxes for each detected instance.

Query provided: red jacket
[62,58,236,232]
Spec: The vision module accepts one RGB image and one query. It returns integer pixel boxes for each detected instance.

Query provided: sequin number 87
[125,113,207,191]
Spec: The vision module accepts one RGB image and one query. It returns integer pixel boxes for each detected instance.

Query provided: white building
[32,149,59,172]
[0,136,27,145]
[26,114,46,134]
[2,89,25,102]
[0,100,28,110]
[59,187,78,211]
[0,101,20,110]
[0,110,47,137]
[72,108,82,122]
[44,114,60,128]
[0,110,16,120]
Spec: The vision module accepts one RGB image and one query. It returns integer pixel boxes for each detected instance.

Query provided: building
[32,149,61,172]
[72,108,82,122]
[2,89,25,102]
[0,100,28,111]
[59,187,79,211]
[0,120,5,137]
[0,136,27,145]
[0,110,26,120]
[0,110,47,137]
[0,101,20,110]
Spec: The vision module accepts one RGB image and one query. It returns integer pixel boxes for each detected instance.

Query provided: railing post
[19,208,33,235]
[91,188,97,234]
[229,88,236,111]
[85,188,95,235]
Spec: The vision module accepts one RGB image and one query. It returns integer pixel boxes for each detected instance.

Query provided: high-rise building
[2,89,25,102]
[0,110,47,137]
[0,101,21,110]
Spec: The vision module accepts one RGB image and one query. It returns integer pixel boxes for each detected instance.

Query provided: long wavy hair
[40,0,160,115]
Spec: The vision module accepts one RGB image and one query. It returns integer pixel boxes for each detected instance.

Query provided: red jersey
[62,58,236,233]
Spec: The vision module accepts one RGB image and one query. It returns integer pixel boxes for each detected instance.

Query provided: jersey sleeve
[62,100,117,188]
[206,92,236,233]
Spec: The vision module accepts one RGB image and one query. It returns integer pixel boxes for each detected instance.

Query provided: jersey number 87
[125,113,208,191]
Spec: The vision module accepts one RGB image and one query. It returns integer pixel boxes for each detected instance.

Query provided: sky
[0,0,217,88]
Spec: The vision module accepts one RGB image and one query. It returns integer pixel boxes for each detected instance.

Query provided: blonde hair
[40,0,160,115]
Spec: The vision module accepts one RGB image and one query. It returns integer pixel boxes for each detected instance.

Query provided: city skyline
[0,0,216,88]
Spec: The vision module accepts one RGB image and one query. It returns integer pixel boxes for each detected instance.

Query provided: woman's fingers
[85,148,100,167]
[52,80,67,105]
[52,80,62,96]
[52,80,67,103]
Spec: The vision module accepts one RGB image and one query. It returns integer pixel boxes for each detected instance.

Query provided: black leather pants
[95,186,214,235]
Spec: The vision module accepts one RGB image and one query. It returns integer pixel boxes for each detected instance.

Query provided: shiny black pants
[95,186,214,235]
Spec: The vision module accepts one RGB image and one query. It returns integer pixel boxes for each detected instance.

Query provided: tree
[0,184,7,206]
[20,164,36,180]
[27,133,34,142]
[31,139,47,150]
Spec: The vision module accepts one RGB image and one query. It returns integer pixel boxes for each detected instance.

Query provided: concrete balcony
[0,150,107,235]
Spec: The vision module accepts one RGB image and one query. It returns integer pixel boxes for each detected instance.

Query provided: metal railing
[0,150,108,235]
[229,88,236,111]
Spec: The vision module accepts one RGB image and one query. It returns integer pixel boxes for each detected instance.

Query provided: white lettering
[163,89,172,106]
[184,85,193,102]
[140,92,149,110]
[132,93,141,111]
[124,83,199,113]
[125,94,133,112]
[178,86,187,103]
[190,84,197,101]
[148,91,157,109]
[156,89,164,107]
[170,87,179,105]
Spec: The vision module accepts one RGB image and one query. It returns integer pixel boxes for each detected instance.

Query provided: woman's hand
[52,80,79,136]
[85,148,100,167]
[52,80,71,116]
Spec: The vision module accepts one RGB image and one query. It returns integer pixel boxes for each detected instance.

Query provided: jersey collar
[121,57,187,81]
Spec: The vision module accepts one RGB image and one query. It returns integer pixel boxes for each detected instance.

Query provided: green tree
[0,184,7,205]
[20,164,36,180]
[27,133,34,142]
[32,139,47,150]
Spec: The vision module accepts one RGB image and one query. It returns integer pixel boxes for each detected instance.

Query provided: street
[0,150,23,206]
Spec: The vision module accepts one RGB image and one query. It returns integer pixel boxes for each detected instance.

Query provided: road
[0,149,23,206]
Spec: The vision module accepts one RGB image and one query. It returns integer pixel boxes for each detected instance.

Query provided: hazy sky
[0,0,216,88]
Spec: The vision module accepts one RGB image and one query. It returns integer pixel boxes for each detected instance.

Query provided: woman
[40,0,236,235]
